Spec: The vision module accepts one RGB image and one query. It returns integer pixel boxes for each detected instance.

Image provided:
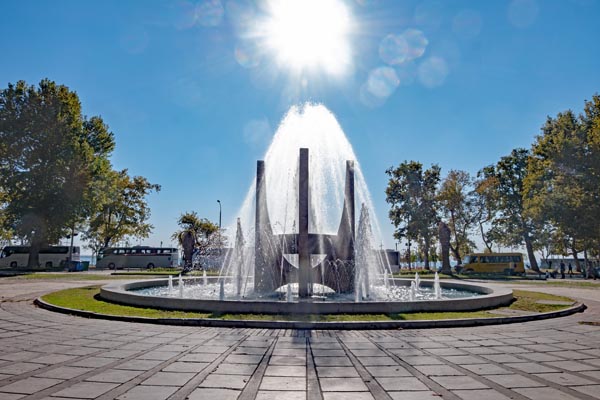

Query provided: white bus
[96,246,179,270]
[0,245,80,268]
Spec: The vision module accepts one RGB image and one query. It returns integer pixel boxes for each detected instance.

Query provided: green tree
[479,149,540,271]
[82,169,160,255]
[0,80,114,268]
[437,170,476,264]
[473,173,499,253]
[525,95,600,274]
[386,161,440,269]
[172,212,221,271]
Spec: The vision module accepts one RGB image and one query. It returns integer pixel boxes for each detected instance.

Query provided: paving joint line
[237,337,277,400]
[415,337,598,400]
[306,336,323,400]
[337,336,393,400]
[7,337,200,400]
[166,334,250,400]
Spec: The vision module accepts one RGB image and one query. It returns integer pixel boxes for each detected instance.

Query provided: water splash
[220,103,391,299]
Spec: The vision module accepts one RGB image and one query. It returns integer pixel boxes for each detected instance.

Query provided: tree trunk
[423,237,430,270]
[571,246,581,273]
[524,233,539,272]
[449,244,460,266]
[479,222,493,253]
[27,234,44,269]
[439,222,452,274]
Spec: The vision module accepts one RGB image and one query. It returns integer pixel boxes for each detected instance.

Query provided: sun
[261,0,352,76]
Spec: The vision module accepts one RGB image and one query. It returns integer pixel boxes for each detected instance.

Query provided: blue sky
[1,0,599,251]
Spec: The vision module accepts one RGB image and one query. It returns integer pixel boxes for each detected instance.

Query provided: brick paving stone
[260,376,305,391]
[485,374,546,388]
[191,345,231,353]
[34,366,93,379]
[0,377,63,394]
[572,385,600,399]
[357,356,397,366]
[225,354,264,364]
[314,357,352,367]
[350,349,388,357]
[376,377,430,391]
[68,356,115,368]
[187,388,241,400]
[544,360,598,371]
[414,365,464,376]
[0,394,24,400]
[213,363,258,375]
[481,354,525,363]
[135,351,179,361]
[442,355,486,365]
[320,377,369,392]
[272,348,306,356]
[400,356,444,365]
[580,370,600,380]
[0,362,46,375]
[141,371,195,386]
[452,389,513,400]
[316,367,360,377]
[460,363,512,375]
[115,384,178,400]
[533,372,596,386]
[430,375,489,390]
[264,365,306,377]
[504,362,559,373]
[161,361,208,373]
[199,374,250,389]
[51,382,119,398]
[85,368,144,383]
[365,366,411,377]
[27,354,76,364]
[256,390,306,400]
[514,387,581,400]
[322,393,375,400]
[114,359,164,371]
[519,352,565,362]
[388,392,441,400]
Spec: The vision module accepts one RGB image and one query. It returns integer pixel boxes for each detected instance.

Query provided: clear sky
[1,0,599,251]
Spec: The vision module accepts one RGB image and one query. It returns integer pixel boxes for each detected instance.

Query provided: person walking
[568,262,573,278]
[560,261,566,279]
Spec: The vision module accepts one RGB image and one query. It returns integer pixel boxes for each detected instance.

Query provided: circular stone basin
[100,278,513,315]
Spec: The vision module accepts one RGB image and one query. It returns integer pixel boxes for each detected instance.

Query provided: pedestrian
[568,262,573,278]
[560,261,565,279]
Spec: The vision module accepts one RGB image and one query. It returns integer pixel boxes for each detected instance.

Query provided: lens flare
[261,0,353,76]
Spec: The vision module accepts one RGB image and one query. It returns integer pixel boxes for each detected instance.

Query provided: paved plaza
[1,279,600,400]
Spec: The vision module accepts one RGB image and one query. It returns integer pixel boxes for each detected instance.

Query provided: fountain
[100,104,512,316]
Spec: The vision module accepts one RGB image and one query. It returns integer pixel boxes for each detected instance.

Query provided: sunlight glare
[262,0,352,76]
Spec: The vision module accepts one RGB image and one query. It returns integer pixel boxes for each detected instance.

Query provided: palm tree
[172,212,219,272]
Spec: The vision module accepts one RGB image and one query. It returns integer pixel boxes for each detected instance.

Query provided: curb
[34,297,586,330]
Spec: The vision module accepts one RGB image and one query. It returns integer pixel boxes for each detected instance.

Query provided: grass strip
[40,287,575,322]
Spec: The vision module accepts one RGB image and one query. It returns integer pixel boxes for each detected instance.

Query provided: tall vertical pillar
[255,160,270,293]
[298,148,311,298]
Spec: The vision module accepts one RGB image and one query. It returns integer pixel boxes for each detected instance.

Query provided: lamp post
[217,200,222,229]
[217,200,222,257]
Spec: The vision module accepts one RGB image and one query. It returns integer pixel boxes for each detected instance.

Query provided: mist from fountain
[219,103,391,299]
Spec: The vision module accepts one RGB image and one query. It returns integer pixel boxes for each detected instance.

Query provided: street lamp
[217,200,222,229]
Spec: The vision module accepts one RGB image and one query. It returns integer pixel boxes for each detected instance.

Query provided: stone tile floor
[0,279,599,399]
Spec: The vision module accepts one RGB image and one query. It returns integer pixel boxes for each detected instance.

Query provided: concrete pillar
[255,160,269,293]
[298,148,311,298]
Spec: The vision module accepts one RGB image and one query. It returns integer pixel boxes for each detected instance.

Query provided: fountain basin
[99,278,513,315]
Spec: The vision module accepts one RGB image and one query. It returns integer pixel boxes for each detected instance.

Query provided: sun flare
[262,0,352,76]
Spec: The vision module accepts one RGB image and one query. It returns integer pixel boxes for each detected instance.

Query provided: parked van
[461,253,525,275]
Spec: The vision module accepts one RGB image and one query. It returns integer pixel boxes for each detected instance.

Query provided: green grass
[111,270,221,277]
[13,273,148,281]
[41,286,212,319]
[40,287,576,322]
[510,280,600,288]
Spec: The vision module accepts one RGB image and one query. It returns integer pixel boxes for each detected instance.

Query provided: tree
[82,169,160,255]
[525,95,600,274]
[0,80,114,268]
[473,173,499,253]
[386,161,440,269]
[437,170,476,264]
[172,212,220,271]
[479,149,540,271]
